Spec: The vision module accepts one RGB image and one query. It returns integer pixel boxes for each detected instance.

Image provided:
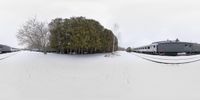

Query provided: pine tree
[49,17,118,54]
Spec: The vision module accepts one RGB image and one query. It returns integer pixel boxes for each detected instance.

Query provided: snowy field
[1,51,200,100]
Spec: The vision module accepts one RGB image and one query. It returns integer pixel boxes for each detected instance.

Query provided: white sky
[1,0,200,48]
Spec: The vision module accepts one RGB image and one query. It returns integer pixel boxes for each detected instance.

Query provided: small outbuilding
[0,44,11,53]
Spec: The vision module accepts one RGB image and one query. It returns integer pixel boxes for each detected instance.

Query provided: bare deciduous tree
[17,17,49,54]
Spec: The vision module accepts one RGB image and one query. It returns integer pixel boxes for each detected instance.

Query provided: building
[133,39,200,56]
[0,44,11,53]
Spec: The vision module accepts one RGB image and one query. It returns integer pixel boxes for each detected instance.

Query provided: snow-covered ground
[1,51,200,100]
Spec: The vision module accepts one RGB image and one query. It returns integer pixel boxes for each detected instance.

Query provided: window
[185,44,192,47]
[185,44,188,47]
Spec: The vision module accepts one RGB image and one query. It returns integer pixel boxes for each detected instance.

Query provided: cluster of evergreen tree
[49,17,118,54]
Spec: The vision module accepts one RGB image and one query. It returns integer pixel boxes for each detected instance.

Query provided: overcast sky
[1,0,200,48]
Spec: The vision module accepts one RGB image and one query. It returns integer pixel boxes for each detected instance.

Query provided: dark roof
[152,39,192,44]
[0,44,10,48]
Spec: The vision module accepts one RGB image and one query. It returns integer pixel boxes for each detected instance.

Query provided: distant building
[0,44,11,53]
[133,39,200,56]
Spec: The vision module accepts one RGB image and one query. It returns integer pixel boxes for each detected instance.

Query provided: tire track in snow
[132,53,200,65]
[0,52,18,61]
[136,54,200,61]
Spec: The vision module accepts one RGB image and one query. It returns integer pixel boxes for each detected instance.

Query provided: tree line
[17,17,118,54]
